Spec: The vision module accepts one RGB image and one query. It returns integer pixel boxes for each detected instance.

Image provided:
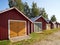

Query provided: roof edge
[34,15,48,23]
[0,7,33,23]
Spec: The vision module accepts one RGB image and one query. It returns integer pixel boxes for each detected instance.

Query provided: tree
[8,0,48,19]
[8,0,16,7]
[39,8,48,19]
[51,15,56,22]
[8,0,24,12]
[24,2,31,18]
[31,2,40,17]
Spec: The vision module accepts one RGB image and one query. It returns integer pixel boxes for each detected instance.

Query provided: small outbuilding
[45,20,52,30]
[0,7,33,40]
[49,21,54,29]
[31,16,48,32]
[55,22,60,28]
[49,21,60,29]
[52,22,57,29]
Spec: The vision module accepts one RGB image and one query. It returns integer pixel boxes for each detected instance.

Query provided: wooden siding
[35,17,47,30]
[46,24,51,30]
[49,21,54,29]
[0,9,32,40]
[10,21,26,38]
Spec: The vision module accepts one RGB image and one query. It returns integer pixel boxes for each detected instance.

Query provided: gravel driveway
[34,30,60,45]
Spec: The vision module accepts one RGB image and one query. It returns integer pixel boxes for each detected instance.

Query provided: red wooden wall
[0,9,32,40]
[35,17,47,30]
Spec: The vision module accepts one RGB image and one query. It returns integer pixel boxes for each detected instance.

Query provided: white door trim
[34,22,42,32]
[8,20,26,39]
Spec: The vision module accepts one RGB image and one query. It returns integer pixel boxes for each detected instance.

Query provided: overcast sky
[0,0,60,22]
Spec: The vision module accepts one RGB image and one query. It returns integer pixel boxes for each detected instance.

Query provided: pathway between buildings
[34,30,60,45]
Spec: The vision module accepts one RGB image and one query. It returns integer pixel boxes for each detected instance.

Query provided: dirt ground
[34,30,60,45]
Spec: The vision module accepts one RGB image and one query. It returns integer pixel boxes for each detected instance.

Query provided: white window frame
[34,22,42,33]
[8,20,26,39]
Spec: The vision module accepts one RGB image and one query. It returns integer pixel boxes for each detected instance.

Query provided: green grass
[0,40,11,45]
[0,28,60,45]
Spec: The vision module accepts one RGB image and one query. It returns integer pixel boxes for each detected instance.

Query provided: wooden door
[10,21,26,38]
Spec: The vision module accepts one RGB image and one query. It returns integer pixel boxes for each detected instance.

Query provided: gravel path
[34,30,60,45]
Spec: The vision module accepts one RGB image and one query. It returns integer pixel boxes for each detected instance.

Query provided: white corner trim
[28,21,30,34]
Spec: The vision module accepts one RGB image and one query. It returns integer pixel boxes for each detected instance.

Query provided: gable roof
[54,21,60,24]
[31,15,48,23]
[0,7,33,23]
[31,16,42,22]
[52,21,58,25]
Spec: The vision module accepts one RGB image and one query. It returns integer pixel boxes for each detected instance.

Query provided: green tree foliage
[8,0,16,7]
[39,8,48,19]
[51,15,56,22]
[24,2,31,18]
[31,2,40,17]
[8,0,48,19]
[8,0,24,12]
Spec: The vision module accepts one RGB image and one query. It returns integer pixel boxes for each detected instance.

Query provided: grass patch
[0,40,11,45]
[43,28,60,35]
[0,28,60,45]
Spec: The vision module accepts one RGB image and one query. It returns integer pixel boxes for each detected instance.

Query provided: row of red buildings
[0,7,60,40]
